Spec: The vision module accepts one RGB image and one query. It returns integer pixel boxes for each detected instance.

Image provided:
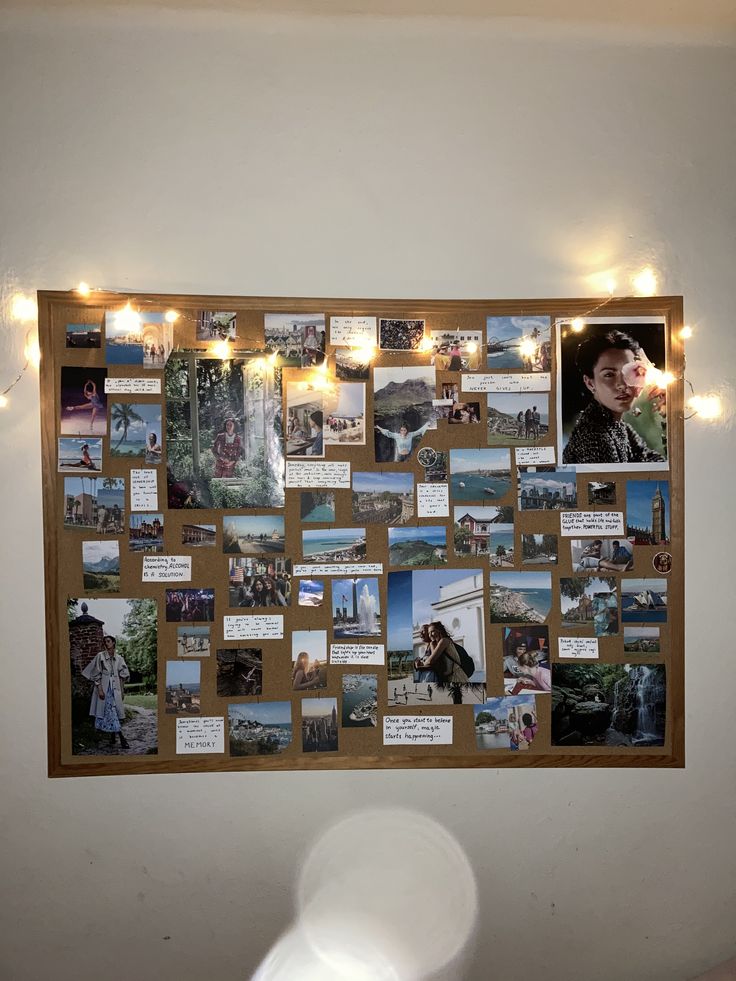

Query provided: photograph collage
[49,300,678,771]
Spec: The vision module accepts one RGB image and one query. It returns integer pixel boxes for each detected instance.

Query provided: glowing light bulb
[268,351,280,365]
[571,318,585,333]
[164,309,179,323]
[688,394,722,420]
[466,341,478,354]
[76,281,92,297]
[418,335,434,353]
[11,294,38,322]
[211,339,232,360]
[24,337,41,367]
[0,395,8,409]
[680,325,693,340]
[519,337,537,359]
[633,267,658,296]
[606,278,616,295]
[114,301,141,331]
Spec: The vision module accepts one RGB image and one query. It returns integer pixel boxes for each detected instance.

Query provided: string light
[114,301,141,331]
[606,277,616,295]
[687,394,722,420]
[76,282,92,298]
[0,395,8,409]
[680,325,693,340]
[24,336,41,368]
[632,267,658,296]
[418,335,434,353]
[519,337,537,359]
[211,339,232,360]
[164,309,179,323]
[570,318,586,333]
[11,294,38,322]
[466,341,478,354]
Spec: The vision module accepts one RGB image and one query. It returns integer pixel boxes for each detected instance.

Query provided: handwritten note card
[176,717,225,754]
[293,563,383,577]
[461,372,551,394]
[223,615,284,640]
[558,637,600,660]
[515,446,556,466]
[329,316,377,347]
[285,461,351,488]
[560,511,625,536]
[416,483,450,518]
[142,556,192,582]
[104,377,161,395]
[130,469,158,511]
[330,644,385,665]
[383,715,453,746]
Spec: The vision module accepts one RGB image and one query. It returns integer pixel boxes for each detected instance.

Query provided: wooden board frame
[40,291,685,776]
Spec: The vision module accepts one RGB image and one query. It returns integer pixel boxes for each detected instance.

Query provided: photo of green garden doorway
[165,352,285,509]
[68,597,157,756]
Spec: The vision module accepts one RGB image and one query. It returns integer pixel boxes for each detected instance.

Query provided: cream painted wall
[0,8,734,980]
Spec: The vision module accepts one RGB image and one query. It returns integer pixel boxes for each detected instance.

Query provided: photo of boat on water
[301,528,367,562]
[228,702,292,756]
[449,448,512,502]
[621,579,668,623]
[342,674,378,728]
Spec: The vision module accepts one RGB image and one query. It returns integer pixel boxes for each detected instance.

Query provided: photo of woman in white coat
[81,635,131,749]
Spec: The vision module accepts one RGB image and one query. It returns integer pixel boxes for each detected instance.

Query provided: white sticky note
[285,461,351,488]
[558,637,600,659]
[130,469,158,511]
[330,644,385,665]
[176,717,225,754]
[461,372,551,394]
[142,555,192,582]
[293,563,383,577]
[383,715,453,746]
[416,483,450,518]
[104,377,161,394]
[330,316,377,347]
[515,446,556,466]
[560,511,625,537]
[223,614,284,640]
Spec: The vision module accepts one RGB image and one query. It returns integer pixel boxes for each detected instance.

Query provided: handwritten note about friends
[383,715,453,745]
[141,555,192,582]
[558,637,600,660]
[330,644,385,665]
[461,372,551,394]
[560,511,625,536]
[416,483,450,518]
[176,717,225,754]
[293,563,383,577]
[223,615,284,640]
[130,469,158,511]
[329,316,377,347]
[104,377,161,395]
[515,446,556,466]
[285,461,351,488]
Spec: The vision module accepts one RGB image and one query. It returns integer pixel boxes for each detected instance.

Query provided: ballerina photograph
[60,367,108,435]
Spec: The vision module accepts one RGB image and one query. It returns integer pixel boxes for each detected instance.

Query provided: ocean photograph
[302,528,366,562]
[489,572,552,623]
[450,448,512,502]
[621,579,668,624]
[228,702,292,756]
[342,674,378,728]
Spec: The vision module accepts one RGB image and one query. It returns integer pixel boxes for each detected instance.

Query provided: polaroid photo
[324,382,366,446]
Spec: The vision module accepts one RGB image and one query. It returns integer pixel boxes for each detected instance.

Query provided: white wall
[1,8,735,980]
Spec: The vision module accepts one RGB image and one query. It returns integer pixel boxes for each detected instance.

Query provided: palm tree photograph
[110,403,162,459]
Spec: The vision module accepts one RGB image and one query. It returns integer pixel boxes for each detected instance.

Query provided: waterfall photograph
[551,663,666,747]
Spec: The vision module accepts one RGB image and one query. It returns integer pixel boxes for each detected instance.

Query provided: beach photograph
[332,577,381,637]
[560,577,619,636]
[300,491,335,523]
[105,309,144,365]
[373,365,437,463]
[388,526,447,566]
[449,448,512,502]
[216,648,262,697]
[81,540,120,592]
[352,471,414,525]
[521,533,558,565]
[66,322,101,348]
[474,695,539,751]
[228,701,292,756]
[298,579,324,607]
[490,572,552,624]
[342,674,378,728]
[552,663,666,747]
[487,393,550,446]
[64,476,125,533]
[165,660,201,715]
[503,626,551,694]
[176,625,210,657]
[486,316,551,371]
[129,513,164,553]
[301,527,367,562]
[110,403,162,463]
[626,480,670,545]
[60,367,107,436]
[621,579,668,623]
[324,382,366,445]
[58,437,103,474]
[624,626,661,654]
[301,697,338,752]
[519,470,577,510]
[223,515,285,554]
[453,505,514,560]
[292,630,327,691]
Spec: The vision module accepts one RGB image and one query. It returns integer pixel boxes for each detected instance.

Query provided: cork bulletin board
[40,291,685,776]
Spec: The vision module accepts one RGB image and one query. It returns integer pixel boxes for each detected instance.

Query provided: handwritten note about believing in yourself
[560,511,625,536]
[104,377,161,395]
[330,644,385,665]
[515,446,556,466]
[293,563,383,577]
[329,316,377,347]
[383,715,453,745]
[175,717,225,754]
[461,372,551,394]
[558,637,600,660]
[130,469,158,511]
[416,483,450,518]
[141,555,192,582]
[285,461,351,488]
[223,615,284,640]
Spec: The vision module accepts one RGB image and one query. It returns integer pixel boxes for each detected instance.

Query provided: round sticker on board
[417,446,437,469]
[653,551,672,575]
